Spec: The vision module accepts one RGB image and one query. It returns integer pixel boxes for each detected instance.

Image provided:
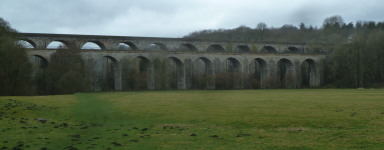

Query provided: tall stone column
[114,60,122,91]
[147,62,155,90]
[243,59,250,89]
[185,59,193,89]
[233,61,243,89]
[206,61,215,90]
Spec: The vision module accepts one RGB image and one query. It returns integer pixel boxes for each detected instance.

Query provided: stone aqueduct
[20,33,325,90]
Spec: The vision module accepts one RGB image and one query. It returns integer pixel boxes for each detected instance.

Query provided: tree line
[185,15,384,88]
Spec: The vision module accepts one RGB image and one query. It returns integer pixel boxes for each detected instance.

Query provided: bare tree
[256,22,267,41]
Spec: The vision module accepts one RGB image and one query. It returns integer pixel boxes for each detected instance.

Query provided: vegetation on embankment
[1,89,384,149]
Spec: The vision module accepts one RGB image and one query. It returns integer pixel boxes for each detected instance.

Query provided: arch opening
[178,43,198,51]
[166,57,184,89]
[206,44,226,52]
[216,57,242,89]
[30,55,48,95]
[301,59,317,87]
[286,46,301,53]
[47,41,69,49]
[94,56,120,91]
[18,40,36,49]
[115,42,138,50]
[192,57,215,89]
[122,56,154,90]
[145,43,168,51]
[31,55,48,67]
[153,58,165,90]
[277,58,296,88]
[236,45,251,53]
[259,46,277,53]
[81,41,106,50]
[249,58,268,89]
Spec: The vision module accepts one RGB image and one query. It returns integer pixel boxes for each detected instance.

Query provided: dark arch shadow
[153,43,168,51]
[135,56,154,90]
[192,57,215,89]
[260,46,277,53]
[301,59,317,87]
[94,55,121,91]
[250,58,269,88]
[31,55,49,95]
[237,45,251,53]
[206,44,226,52]
[19,39,37,49]
[222,57,242,89]
[168,56,185,89]
[31,55,48,67]
[277,58,295,88]
[180,43,198,51]
[286,46,301,53]
[121,42,139,50]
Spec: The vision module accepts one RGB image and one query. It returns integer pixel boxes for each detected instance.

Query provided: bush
[262,77,276,89]
[215,72,234,90]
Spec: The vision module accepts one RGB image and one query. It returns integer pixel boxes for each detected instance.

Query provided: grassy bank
[1,89,384,149]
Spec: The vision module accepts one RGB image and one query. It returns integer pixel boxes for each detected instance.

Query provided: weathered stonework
[22,33,323,90]
[20,33,307,53]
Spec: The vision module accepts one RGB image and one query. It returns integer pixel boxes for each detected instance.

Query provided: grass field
[1,89,384,149]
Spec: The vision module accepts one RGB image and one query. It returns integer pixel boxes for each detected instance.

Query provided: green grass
[1,89,384,149]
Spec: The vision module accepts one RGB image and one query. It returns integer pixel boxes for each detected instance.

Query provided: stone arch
[236,45,251,53]
[286,46,301,53]
[46,40,70,49]
[30,54,48,69]
[168,56,185,89]
[206,44,226,52]
[120,42,139,50]
[179,43,198,51]
[249,58,269,88]
[276,58,296,88]
[260,46,277,53]
[134,56,155,90]
[301,58,318,87]
[82,41,107,50]
[94,55,121,91]
[222,57,243,89]
[153,42,169,51]
[192,57,215,89]
[19,39,37,49]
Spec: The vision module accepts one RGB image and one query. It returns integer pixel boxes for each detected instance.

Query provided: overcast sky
[1,0,383,38]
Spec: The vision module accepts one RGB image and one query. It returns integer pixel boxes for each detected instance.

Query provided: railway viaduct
[20,33,325,90]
